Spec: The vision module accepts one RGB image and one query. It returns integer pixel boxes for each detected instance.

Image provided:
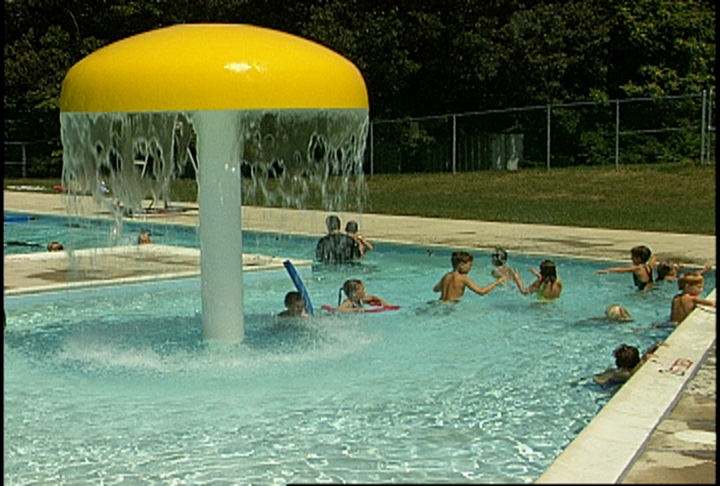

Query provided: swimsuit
[536,280,559,300]
[633,264,654,290]
[537,282,548,299]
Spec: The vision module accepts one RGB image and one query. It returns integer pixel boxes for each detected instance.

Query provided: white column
[194,110,244,342]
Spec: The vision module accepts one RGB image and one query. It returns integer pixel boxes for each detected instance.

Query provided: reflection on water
[6,247,712,483]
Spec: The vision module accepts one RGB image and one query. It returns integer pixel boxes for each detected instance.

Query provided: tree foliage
[4,0,715,164]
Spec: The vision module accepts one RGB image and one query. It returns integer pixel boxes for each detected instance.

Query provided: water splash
[61,109,368,216]
[60,108,369,342]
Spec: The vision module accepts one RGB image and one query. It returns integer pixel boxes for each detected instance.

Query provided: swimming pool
[4,214,715,484]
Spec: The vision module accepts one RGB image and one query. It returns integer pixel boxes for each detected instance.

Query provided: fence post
[452,115,457,174]
[700,90,707,164]
[369,121,374,176]
[615,100,620,169]
[709,90,714,164]
[546,105,551,170]
[21,142,28,178]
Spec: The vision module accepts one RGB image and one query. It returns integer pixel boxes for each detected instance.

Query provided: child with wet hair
[345,220,374,256]
[335,279,390,313]
[605,304,632,321]
[46,241,64,252]
[278,291,309,317]
[597,245,656,291]
[614,344,640,371]
[594,342,664,386]
[656,261,712,282]
[490,247,513,279]
[669,272,716,324]
[512,260,563,300]
[138,232,152,245]
[491,247,526,291]
[434,251,507,302]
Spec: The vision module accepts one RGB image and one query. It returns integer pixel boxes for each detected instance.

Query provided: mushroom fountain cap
[59,23,369,112]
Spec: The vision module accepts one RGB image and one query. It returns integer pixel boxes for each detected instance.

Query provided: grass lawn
[5,162,715,235]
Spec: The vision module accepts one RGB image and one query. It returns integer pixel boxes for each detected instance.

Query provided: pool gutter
[536,289,716,484]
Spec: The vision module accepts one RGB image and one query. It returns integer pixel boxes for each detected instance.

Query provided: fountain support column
[194,111,244,342]
[58,24,369,343]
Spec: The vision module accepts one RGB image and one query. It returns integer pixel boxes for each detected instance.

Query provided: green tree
[609,0,715,97]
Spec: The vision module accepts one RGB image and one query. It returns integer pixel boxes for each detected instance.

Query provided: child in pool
[669,272,716,324]
[656,261,712,281]
[278,291,309,317]
[512,260,563,300]
[434,251,507,302]
[593,342,664,386]
[490,247,515,280]
[334,279,391,313]
[605,304,632,321]
[597,245,656,290]
[138,232,152,245]
[46,241,64,252]
[345,220,374,256]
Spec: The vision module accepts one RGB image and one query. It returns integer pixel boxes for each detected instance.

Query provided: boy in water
[594,342,665,385]
[434,251,506,302]
[670,272,716,324]
[278,291,309,317]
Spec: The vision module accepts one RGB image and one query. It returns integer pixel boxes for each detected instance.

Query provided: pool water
[4,214,715,484]
[4,212,201,254]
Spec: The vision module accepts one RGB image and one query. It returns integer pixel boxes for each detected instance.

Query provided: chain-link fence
[3,140,62,179]
[5,91,715,179]
[366,90,715,174]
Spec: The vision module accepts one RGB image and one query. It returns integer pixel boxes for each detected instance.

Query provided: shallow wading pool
[4,214,714,483]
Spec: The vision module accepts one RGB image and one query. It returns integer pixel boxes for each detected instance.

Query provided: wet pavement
[4,190,716,484]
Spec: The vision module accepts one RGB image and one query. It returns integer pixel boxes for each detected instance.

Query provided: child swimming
[434,251,506,302]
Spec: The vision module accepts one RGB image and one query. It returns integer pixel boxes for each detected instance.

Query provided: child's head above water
[341,279,365,298]
[451,251,473,271]
[345,220,359,233]
[613,344,640,371]
[491,248,508,267]
[284,291,305,309]
[656,261,678,280]
[678,272,704,293]
[539,260,558,281]
[280,291,308,317]
[630,245,652,264]
[605,304,632,321]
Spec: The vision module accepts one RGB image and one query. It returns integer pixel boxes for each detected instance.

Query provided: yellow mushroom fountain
[59,24,369,343]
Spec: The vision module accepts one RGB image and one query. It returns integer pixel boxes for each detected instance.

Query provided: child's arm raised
[597,264,638,274]
[465,275,506,296]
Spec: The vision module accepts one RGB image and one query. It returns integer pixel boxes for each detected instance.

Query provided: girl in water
[334,279,391,312]
[512,260,563,300]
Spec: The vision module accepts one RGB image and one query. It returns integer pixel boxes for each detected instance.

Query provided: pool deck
[3,190,716,484]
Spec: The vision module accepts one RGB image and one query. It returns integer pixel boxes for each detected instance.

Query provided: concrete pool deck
[3,190,716,484]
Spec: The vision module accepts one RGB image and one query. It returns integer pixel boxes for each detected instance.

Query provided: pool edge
[536,289,716,484]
